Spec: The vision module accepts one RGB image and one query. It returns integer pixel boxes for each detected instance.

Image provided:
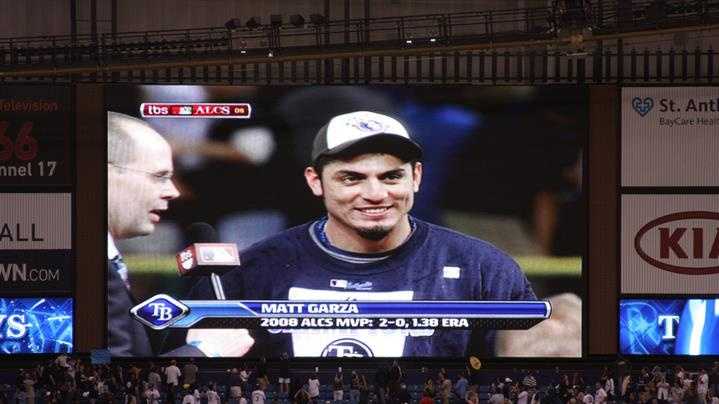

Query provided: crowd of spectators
[0,356,240,404]
[0,356,717,404]
[483,364,719,404]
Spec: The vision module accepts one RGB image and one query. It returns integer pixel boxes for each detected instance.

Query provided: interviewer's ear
[304,167,323,197]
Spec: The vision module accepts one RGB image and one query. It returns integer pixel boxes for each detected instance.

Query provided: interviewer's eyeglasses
[108,163,174,183]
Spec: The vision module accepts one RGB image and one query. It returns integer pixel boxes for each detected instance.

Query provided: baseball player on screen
[185,111,537,357]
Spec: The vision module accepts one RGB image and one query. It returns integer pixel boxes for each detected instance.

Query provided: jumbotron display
[105,85,585,358]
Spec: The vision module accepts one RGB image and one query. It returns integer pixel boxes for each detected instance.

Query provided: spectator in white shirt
[333,372,344,402]
[517,387,529,404]
[147,367,162,389]
[252,385,267,404]
[206,384,221,404]
[488,386,504,404]
[657,377,670,402]
[165,360,182,387]
[308,374,321,402]
[241,367,250,383]
[144,384,160,404]
[229,368,244,404]
[700,369,710,403]
[708,389,719,404]
[603,374,615,401]
[182,387,199,404]
[594,382,607,404]
[164,361,182,404]
[670,380,684,404]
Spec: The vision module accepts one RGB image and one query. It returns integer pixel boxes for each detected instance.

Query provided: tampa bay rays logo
[632,97,654,117]
[130,294,189,330]
[321,338,374,357]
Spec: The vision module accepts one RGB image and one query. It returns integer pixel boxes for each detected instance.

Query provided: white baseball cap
[311,111,422,163]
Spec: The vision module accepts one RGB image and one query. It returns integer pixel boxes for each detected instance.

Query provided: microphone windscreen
[186,222,219,244]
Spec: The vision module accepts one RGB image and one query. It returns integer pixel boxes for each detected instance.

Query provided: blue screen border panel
[0,297,73,355]
[619,298,719,356]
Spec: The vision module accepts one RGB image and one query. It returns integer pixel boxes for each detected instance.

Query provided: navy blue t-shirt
[193,218,536,357]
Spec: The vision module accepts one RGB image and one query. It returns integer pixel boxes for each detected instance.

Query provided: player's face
[108,129,179,239]
[305,153,422,244]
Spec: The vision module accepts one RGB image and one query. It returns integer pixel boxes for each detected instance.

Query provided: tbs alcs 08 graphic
[140,103,252,119]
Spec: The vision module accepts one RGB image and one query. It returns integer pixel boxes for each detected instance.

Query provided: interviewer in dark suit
[107,111,180,356]
[107,112,256,357]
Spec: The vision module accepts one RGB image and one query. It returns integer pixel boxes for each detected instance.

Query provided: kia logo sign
[634,211,719,275]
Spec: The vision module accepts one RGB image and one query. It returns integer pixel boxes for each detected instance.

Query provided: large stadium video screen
[105,85,585,358]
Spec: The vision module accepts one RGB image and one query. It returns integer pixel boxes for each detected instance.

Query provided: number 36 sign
[0,86,71,186]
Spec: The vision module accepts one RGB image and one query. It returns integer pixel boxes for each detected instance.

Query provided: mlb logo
[178,106,192,115]
[130,294,189,330]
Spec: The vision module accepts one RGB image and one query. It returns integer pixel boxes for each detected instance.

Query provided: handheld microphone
[176,222,239,300]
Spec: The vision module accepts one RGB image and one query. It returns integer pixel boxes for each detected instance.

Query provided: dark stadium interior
[1,0,719,403]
